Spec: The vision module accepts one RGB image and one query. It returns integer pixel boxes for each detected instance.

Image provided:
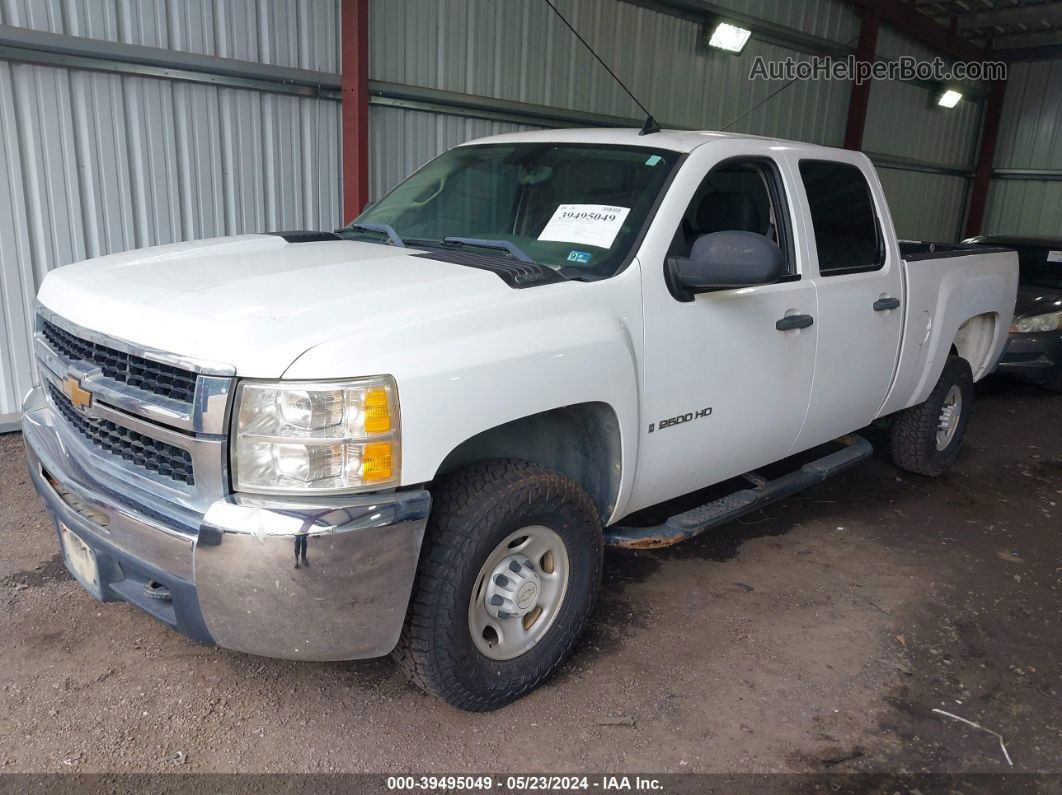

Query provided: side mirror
[667,231,786,301]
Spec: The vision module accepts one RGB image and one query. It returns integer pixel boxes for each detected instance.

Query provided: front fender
[282,277,644,522]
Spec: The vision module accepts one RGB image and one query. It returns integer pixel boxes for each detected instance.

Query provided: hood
[1015,283,1062,318]
[37,234,519,377]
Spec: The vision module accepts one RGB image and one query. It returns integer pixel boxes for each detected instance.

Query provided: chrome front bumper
[22,386,430,661]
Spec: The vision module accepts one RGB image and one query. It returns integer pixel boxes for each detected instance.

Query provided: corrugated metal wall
[994,60,1062,171]
[706,0,859,41]
[370,106,540,200]
[985,179,1062,235]
[984,59,1062,237]
[875,168,970,243]
[370,0,856,125]
[0,0,339,70]
[2,0,1007,424]
[367,0,856,198]
[367,3,981,246]
[865,24,982,243]
[0,0,342,423]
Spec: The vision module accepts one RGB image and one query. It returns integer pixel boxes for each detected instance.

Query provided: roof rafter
[958,1,1062,31]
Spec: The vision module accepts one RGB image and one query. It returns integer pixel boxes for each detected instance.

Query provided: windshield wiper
[441,237,535,263]
[342,223,405,247]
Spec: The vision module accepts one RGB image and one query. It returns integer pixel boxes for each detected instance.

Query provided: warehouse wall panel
[984,179,1062,238]
[875,166,969,243]
[0,0,341,72]
[369,0,850,145]
[0,59,341,420]
[983,60,1062,238]
[706,0,859,44]
[862,77,981,169]
[855,24,985,243]
[995,60,1062,171]
[863,25,982,170]
[369,105,540,201]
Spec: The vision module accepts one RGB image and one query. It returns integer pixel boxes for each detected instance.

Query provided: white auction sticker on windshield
[1048,250,1062,263]
[538,204,630,249]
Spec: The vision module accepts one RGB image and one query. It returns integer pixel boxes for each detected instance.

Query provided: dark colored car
[965,235,1062,391]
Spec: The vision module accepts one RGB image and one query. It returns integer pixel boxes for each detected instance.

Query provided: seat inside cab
[670,161,779,257]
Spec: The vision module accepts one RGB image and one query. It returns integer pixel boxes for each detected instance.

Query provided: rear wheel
[394,459,602,711]
[889,355,974,476]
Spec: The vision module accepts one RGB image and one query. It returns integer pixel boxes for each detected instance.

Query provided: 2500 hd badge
[649,406,713,433]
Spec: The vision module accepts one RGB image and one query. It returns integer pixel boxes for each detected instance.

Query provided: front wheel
[394,459,602,711]
[889,355,974,476]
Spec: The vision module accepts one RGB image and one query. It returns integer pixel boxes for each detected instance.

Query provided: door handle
[776,314,814,331]
[874,297,900,311]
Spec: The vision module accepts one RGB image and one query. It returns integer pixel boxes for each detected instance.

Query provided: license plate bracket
[59,524,103,599]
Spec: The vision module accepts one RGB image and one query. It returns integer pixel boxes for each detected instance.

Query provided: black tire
[394,459,603,711]
[889,355,974,476]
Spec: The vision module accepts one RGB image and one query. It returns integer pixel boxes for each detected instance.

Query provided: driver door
[630,141,818,513]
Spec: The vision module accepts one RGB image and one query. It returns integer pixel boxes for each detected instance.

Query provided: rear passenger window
[799,161,884,275]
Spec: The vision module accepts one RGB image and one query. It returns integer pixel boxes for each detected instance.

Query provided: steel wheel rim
[936,384,963,451]
[468,525,570,661]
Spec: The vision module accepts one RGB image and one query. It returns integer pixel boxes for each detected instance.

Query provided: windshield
[1017,247,1062,290]
[348,142,680,279]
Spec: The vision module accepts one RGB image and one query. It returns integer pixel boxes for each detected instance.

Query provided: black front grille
[41,319,197,404]
[48,383,195,486]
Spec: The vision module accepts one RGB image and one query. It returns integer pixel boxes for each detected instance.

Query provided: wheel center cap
[515,581,538,610]
[483,555,542,619]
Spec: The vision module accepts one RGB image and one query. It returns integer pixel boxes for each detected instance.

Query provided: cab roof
[458,127,841,155]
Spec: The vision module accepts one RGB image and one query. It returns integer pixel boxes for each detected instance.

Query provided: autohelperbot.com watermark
[750,55,1007,84]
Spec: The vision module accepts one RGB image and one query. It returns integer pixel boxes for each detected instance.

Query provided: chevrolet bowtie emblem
[62,375,93,411]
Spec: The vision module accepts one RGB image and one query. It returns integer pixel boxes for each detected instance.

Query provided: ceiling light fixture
[938,89,963,108]
[708,21,752,54]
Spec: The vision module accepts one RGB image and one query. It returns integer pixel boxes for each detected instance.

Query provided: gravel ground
[0,376,1058,775]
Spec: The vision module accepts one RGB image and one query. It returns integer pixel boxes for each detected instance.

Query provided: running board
[605,435,873,550]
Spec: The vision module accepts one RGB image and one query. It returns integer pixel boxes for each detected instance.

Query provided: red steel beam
[843,0,991,62]
[843,8,880,151]
[341,0,370,222]
[964,78,1007,238]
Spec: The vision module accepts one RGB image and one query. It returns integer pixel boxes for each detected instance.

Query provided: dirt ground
[0,376,1058,775]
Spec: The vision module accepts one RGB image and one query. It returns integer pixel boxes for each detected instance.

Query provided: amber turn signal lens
[363,388,392,434]
[361,442,393,483]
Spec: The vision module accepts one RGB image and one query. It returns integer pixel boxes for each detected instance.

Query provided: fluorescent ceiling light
[938,89,963,108]
[708,21,752,53]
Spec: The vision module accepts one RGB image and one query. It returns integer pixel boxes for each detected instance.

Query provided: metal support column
[342,0,370,221]
[964,78,1008,238]
[843,8,879,151]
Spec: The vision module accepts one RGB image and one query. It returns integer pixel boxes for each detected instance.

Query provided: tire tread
[889,356,973,476]
[394,459,601,711]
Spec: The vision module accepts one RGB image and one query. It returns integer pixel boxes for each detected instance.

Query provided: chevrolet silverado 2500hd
[23,129,1017,711]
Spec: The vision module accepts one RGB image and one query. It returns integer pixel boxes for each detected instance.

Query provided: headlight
[1010,310,1062,334]
[232,376,400,494]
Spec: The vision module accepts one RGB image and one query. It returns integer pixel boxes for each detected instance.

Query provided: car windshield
[1017,247,1062,290]
[347,142,680,279]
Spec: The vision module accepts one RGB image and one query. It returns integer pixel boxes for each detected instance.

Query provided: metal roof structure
[915,0,1062,57]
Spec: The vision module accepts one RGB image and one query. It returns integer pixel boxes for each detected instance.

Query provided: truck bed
[899,240,1013,262]
[877,245,1019,418]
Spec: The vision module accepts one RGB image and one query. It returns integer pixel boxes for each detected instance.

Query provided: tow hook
[144,580,172,602]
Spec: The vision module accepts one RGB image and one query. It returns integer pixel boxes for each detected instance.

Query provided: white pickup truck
[23,129,1017,711]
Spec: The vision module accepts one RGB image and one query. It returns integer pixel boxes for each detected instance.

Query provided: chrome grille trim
[41,318,198,403]
[47,382,196,485]
[37,303,235,377]
[34,305,234,436]
[37,365,228,512]
[33,306,234,513]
